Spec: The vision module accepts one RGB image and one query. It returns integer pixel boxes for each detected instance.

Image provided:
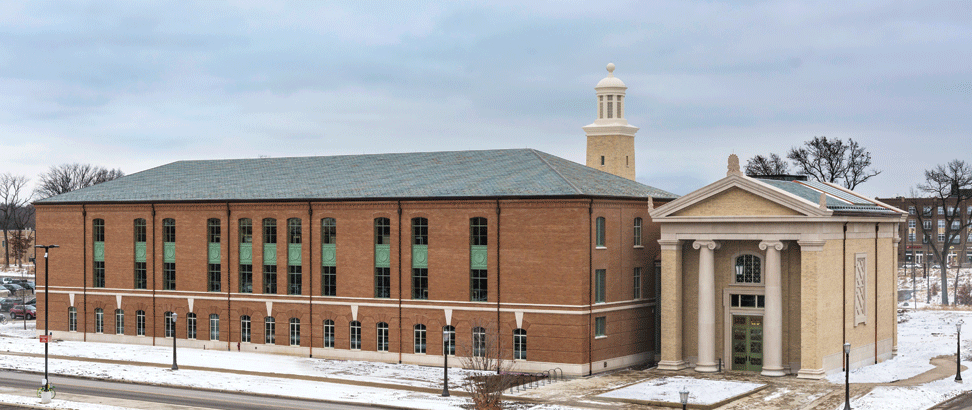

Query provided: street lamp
[171,312,178,370]
[844,342,851,410]
[956,320,964,383]
[679,387,689,410]
[34,244,58,393]
[442,328,450,397]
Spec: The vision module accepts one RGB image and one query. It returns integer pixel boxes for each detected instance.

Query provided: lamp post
[442,328,450,397]
[171,312,178,370]
[956,320,964,383]
[844,342,851,410]
[679,387,689,410]
[34,244,58,393]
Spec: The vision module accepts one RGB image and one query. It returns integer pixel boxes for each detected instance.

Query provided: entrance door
[731,315,763,372]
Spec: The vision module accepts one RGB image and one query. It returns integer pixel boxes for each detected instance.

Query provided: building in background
[877,196,972,269]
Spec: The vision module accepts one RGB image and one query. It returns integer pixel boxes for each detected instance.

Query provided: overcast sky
[1,1,969,198]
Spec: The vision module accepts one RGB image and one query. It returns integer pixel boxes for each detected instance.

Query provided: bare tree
[0,173,32,267]
[911,160,972,306]
[745,153,790,177]
[787,136,881,190]
[9,233,33,267]
[457,321,516,410]
[34,163,124,199]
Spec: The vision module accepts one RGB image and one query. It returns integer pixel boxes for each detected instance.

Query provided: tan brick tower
[584,63,639,180]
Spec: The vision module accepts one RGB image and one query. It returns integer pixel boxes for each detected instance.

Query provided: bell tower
[583,63,638,180]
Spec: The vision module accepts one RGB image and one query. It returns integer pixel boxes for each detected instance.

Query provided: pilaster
[657,239,686,370]
[797,239,826,379]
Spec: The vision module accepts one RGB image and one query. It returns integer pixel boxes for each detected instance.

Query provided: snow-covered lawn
[596,376,764,405]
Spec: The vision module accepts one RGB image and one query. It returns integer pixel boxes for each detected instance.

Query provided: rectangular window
[350,321,361,350]
[377,322,389,352]
[263,218,277,244]
[208,264,221,292]
[134,218,147,242]
[938,207,945,215]
[263,265,277,294]
[730,294,766,308]
[290,318,300,346]
[288,265,302,295]
[595,316,606,337]
[265,317,276,344]
[633,218,642,247]
[164,312,175,338]
[414,325,426,354]
[595,217,605,248]
[239,219,252,243]
[187,313,197,339]
[323,320,335,348]
[241,316,251,343]
[136,311,145,336]
[443,326,455,356]
[412,268,428,300]
[924,220,932,230]
[923,206,932,217]
[595,269,606,303]
[908,206,916,215]
[374,267,390,298]
[322,266,336,296]
[163,263,176,290]
[239,264,253,293]
[93,261,105,288]
[69,307,77,332]
[134,262,147,290]
[470,269,488,301]
[633,267,642,299]
[93,218,105,242]
[208,218,221,243]
[163,219,176,242]
[321,218,336,244]
[209,314,220,341]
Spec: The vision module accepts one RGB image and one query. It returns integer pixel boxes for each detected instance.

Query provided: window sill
[595,336,607,339]
[595,246,607,250]
[633,245,644,249]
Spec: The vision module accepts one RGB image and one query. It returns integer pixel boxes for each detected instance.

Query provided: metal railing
[508,367,563,393]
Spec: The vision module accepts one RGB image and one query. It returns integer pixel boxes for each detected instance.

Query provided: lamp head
[172,312,178,322]
[843,342,851,354]
[679,388,689,404]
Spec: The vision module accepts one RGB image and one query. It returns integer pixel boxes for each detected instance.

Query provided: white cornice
[582,123,639,136]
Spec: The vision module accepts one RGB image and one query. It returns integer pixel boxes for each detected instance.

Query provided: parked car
[1,284,28,298]
[0,277,13,284]
[11,280,33,292]
[9,305,36,320]
[0,298,19,311]
[25,297,36,306]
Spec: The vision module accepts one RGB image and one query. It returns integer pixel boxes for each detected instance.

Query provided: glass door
[731,315,763,372]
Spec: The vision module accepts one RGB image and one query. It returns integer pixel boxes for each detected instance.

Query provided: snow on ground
[825,309,972,383]
[596,376,764,405]
[0,393,129,410]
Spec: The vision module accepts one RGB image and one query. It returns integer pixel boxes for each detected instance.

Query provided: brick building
[876,196,972,268]
[34,148,676,376]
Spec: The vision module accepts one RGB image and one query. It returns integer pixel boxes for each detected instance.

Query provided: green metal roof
[756,178,899,215]
[36,149,678,204]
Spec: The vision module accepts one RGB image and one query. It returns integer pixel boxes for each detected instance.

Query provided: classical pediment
[651,174,832,219]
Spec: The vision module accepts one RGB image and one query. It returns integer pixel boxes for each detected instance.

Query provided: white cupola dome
[595,63,627,89]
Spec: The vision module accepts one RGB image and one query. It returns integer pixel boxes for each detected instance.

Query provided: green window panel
[288,244,302,266]
[264,243,276,265]
[375,244,390,268]
[94,242,105,262]
[163,243,176,263]
[134,242,147,263]
[208,243,221,264]
[321,244,336,267]
[470,245,487,270]
[239,243,252,264]
[412,245,428,269]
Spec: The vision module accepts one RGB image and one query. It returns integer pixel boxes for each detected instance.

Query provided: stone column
[759,240,787,377]
[657,239,687,370]
[693,240,720,372]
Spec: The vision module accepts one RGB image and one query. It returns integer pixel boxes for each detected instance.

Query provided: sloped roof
[36,149,677,204]
[755,178,900,215]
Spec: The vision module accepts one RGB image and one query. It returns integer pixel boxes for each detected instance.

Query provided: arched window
[163,311,174,338]
[350,321,362,349]
[136,310,145,336]
[93,219,105,288]
[186,313,197,339]
[94,308,104,333]
[209,314,220,341]
[377,322,389,352]
[68,307,77,332]
[321,218,337,297]
[287,218,301,244]
[443,325,455,356]
[595,217,606,247]
[323,319,335,348]
[134,218,147,290]
[263,218,277,244]
[374,218,391,298]
[472,326,486,357]
[240,315,251,343]
[414,324,426,354]
[513,328,526,360]
[265,316,276,344]
[734,254,762,284]
[412,217,428,300]
[290,318,300,346]
[115,309,124,335]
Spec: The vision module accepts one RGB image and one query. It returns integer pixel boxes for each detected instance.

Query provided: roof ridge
[529,149,583,195]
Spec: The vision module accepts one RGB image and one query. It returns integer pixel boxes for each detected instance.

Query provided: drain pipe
[82,205,87,342]
[842,222,848,370]
[397,201,403,365]
[588,199,594,376]
[874,223,879,364]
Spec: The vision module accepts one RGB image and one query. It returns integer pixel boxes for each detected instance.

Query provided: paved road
[930,391,972,410]
[0,370,383,410]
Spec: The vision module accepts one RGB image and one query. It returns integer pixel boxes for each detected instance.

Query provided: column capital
[759,240,788,252]
[658,239,680,251]
[893,235,902,245]
[797,239,826,252]
[692,240,720,251]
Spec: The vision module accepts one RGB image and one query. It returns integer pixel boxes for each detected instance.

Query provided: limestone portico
[650,156,906,378]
